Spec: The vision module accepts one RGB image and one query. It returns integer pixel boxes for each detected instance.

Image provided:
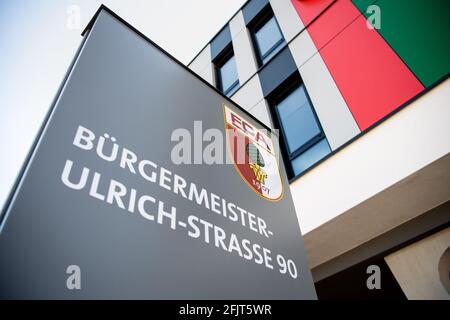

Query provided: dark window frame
[213,44,239,97]
[268,73,326,178]
[248,6,285,67]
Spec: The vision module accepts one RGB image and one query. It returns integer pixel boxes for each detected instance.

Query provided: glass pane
[255,16,283,59]
[276,85,321,153]
[225,81,239,97]
[291,138,331,176]
[219,55,238,93]
[261,43,283,64]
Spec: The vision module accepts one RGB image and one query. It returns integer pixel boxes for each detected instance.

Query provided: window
[250,10,285,66]
[215,48,239,97]
[271,80,331,178]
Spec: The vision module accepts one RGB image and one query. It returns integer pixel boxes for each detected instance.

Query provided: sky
[0,0,246,208]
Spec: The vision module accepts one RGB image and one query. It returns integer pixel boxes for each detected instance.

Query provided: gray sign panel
[0,7,316,299]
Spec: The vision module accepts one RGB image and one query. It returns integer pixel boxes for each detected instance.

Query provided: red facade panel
[291,0,334,26]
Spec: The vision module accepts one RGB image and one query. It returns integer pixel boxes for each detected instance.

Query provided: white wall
[385,228,450,300]
[291,79,450,234]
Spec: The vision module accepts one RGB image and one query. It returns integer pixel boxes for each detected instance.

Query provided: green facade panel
[354,0,450,87]
[352,0,377,12]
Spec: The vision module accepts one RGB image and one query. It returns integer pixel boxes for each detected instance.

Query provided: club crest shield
[223,104,283,201]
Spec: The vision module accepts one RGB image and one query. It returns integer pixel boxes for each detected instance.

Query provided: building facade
[188,0,450,299]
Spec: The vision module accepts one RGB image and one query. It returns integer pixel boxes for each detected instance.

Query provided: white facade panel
[289,30,318,69]
[229,11,245,39]
[231,74,263,110]
[189,44,211,74]
[299,50,360,150]
[249,99,273,129]
[232,28,258,85]
[270,0,304,42]
[198,62,215,85]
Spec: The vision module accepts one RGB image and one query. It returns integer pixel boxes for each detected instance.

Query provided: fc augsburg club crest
[223,104,283,201]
